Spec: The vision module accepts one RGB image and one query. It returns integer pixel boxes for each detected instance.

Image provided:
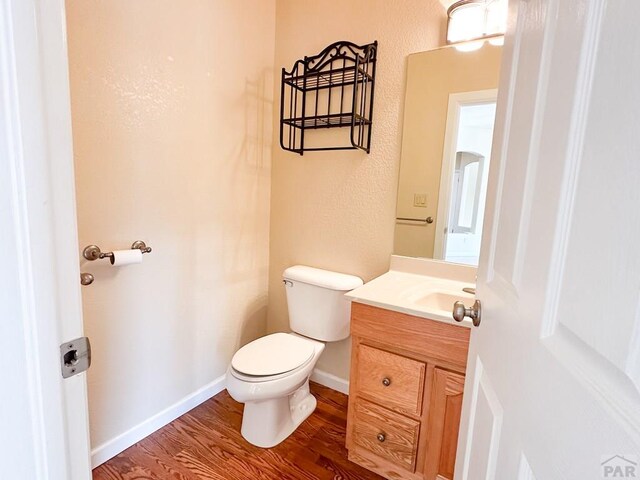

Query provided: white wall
[65,0,276,462]
[268,0,447,382]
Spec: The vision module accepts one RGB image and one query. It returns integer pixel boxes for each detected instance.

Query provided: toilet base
[240,380,317,448]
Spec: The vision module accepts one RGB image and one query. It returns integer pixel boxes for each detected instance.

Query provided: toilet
[226,265,363,448]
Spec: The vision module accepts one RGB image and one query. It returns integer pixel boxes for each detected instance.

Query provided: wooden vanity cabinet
[346,302,470,480]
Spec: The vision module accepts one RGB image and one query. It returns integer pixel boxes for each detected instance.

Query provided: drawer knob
[377,433,386,442]
[382,377,391,387]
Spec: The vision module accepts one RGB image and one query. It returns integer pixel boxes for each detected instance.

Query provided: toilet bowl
[226,333,325,447]
[226,265,362,448]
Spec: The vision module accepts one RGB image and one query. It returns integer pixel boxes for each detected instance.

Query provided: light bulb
[447,0,508,47]
[486,0,508,35]
[447,2,485,43]
[454,39,486,52]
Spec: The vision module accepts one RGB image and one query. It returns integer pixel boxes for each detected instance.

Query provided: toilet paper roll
[109,249,143,266]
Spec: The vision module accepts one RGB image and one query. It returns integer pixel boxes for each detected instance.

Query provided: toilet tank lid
[283,265,363,291]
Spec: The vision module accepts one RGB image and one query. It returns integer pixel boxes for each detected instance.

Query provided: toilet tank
[283,266,363,342]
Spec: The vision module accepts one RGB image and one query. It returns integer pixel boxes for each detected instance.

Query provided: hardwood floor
[93,382,384,480]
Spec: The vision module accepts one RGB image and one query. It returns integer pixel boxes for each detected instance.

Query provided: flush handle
[453,300,482,327]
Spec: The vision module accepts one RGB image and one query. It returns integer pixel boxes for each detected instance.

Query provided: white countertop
[345,256,477,327]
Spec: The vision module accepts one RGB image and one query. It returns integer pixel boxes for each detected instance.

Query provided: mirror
[394,43,502,266]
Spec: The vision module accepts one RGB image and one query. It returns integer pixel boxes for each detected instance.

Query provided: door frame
[433,88,498,260]
[1,0,91,478]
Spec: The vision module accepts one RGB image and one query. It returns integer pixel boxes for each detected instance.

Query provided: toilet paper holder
[83,240,152,262]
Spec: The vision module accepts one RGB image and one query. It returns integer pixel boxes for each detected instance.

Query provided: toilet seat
[230,355,314,383]
[231,333,316,377]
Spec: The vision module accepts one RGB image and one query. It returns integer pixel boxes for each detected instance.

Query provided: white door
[1,0,92,478]
[455,0,640,478]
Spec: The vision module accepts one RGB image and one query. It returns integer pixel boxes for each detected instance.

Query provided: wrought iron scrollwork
[280,40,377,155]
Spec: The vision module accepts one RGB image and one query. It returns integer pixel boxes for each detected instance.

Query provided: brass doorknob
[80,272,94,286]
[452,300,482,327]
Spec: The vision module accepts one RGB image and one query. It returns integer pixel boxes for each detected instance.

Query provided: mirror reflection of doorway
[436,94,497,265]
[393,45,502,262]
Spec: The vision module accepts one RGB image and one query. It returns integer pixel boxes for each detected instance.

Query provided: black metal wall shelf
[280,40,377,155]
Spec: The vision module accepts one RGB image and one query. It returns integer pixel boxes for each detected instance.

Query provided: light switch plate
[413,193,427,207]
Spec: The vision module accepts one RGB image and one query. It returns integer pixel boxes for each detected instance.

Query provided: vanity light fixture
[447,0,507,52]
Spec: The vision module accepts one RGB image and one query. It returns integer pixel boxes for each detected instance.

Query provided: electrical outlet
[413,193,427,207]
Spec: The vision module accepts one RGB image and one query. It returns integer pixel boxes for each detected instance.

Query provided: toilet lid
[231,333,316,376]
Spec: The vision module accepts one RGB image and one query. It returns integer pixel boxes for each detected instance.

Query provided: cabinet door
[424,368,465,480]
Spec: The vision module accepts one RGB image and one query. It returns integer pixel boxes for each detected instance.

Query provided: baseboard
[90,374,226,468]
[311,368,349,395]
[91,369,346,467]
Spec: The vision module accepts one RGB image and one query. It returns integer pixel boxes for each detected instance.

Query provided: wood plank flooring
[93,382,384,480]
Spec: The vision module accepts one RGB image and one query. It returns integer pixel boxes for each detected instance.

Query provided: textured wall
[268,0,447,380]
[66,0,275,452]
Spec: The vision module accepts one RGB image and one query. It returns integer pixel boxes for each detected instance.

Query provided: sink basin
[412,291,470,313]
[344,266,478,325]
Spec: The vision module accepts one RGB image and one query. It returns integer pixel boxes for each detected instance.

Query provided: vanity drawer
[353,399,420,471]
[351,302,471,370]
[356,344,425,416]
